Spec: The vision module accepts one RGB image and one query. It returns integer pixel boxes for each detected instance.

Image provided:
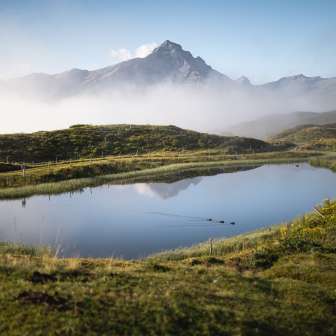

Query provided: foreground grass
[0,200,336,335]
[0,150,318,199]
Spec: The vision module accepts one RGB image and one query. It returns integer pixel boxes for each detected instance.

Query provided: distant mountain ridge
[5,40,232,98]
[3,40,336,101]
[227,110,336,139]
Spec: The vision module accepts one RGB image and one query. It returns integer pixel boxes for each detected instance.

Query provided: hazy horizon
[1,0,336,134]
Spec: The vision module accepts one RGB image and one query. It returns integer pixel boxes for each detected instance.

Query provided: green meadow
[0,200,335,335]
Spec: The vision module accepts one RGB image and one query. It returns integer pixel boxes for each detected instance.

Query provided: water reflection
[1,163,336,259]
[134,177,202,199]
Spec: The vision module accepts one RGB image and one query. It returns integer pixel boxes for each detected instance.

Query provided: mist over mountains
[1,40,336,134]
[5,40,336,99]
[3,40,231,98]
[226,110,336,139]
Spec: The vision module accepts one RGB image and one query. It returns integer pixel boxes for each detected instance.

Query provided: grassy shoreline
[0,150,313,187]
[0,200,335,335]
[0,153,315,200]
[310,156,336,172]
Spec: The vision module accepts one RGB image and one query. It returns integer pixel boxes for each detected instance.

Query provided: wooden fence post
[209,238,213,256]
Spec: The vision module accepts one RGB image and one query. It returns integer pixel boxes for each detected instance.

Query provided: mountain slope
[8,41,231,98]
[6,40,335,101]
[271,123,336,151]
[0,124,281,163]
[227,110,336,139]
[89,40,227,84]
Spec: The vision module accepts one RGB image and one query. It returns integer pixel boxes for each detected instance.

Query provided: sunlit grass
[0,150,319,199]
[0,200,335,334]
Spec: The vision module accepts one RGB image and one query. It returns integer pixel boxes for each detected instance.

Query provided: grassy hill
[0,200,335,335]
[226,110,336,139]
[0,124,284,164]
[272,123,336,151]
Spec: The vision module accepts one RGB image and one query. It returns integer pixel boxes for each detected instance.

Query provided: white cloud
[134,184,156,198]
[109,48,132,63]
[134,43,158,58]
[109,43,158,63]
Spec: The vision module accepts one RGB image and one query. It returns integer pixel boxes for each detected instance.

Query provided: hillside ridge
[0,124,281,163]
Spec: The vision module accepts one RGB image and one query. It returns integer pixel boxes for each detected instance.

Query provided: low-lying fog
[0,83,334,134]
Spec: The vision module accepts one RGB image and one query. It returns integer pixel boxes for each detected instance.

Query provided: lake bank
[0,150,320,200]
[1,199,335,335]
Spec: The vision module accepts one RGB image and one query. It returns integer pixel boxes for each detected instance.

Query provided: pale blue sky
[0,0,335,83]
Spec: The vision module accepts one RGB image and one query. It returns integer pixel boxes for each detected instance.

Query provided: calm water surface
[1,163,336,258]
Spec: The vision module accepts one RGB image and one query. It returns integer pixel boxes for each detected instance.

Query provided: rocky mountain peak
[153,40,183,53]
